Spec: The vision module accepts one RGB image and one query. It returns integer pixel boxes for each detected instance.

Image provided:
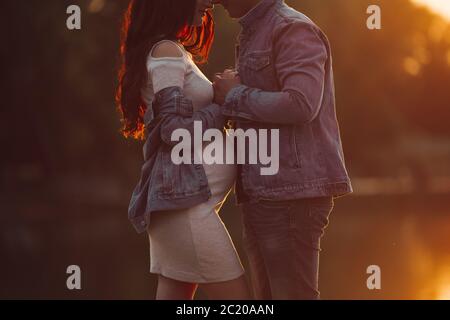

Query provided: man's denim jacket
[223,0,353,204]
[128,87,225,234]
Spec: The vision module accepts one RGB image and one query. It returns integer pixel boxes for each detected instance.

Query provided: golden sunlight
[437,286,450,300]
[403,57,422,75]
[436,273,450,300]
[88,0,105,13]
[412,0,450,20]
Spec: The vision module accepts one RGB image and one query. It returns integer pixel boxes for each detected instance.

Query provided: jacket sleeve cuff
[222,84,247,118]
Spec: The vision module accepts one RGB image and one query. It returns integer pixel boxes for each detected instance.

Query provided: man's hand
[213,69,241,105]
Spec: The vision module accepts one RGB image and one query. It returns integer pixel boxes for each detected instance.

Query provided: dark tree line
[2,0,450,184]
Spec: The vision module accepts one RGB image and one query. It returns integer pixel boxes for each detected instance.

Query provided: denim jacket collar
[238,0,281,30]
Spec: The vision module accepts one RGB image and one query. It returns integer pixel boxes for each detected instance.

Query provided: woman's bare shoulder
[151,40,184,59]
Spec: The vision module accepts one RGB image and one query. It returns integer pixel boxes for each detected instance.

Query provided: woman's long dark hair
[116,0,215,140]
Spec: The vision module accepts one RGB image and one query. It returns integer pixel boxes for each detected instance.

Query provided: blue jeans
[241,196,334,300]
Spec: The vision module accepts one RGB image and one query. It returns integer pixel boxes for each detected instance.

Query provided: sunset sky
[412,0,450,20]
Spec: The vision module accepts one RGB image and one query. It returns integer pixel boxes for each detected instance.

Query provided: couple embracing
[117,0,352,300]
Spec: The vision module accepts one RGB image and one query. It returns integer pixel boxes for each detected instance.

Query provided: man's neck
[241,0,263,19]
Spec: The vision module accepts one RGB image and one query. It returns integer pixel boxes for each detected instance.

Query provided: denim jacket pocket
[241,50,278,90]
[245,50,272,71]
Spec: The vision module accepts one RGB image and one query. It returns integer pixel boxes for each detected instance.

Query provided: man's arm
[221,22,328,125]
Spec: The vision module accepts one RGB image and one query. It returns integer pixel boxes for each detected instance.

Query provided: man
[213,0,353,299]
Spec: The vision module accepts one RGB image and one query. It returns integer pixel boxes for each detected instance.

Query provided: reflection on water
[0,191,449,299]
[319,194,450,300]
[436,276,450,300]
[431,270,450,300]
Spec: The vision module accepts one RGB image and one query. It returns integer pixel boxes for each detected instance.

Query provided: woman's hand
[212,69,241,105]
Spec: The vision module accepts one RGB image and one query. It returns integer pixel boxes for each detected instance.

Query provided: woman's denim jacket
[128,87,225,234]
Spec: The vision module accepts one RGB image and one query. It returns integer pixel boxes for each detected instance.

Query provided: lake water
[1,192,449,299]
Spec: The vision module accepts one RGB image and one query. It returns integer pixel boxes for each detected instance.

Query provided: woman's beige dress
[141,40,245,283]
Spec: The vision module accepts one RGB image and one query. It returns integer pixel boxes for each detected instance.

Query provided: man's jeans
[241,196,334,300]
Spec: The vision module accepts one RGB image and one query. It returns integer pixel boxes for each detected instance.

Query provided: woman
[116,0,250,300]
